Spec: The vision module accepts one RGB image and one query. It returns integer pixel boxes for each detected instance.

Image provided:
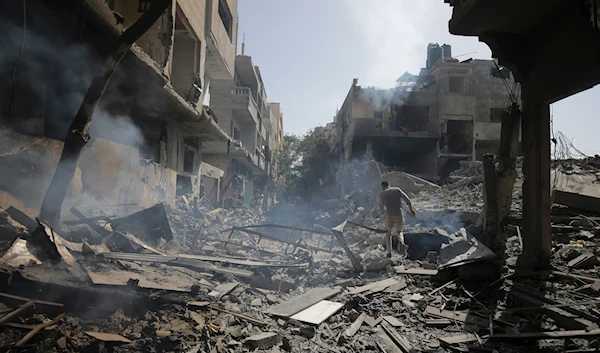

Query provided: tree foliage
[276,128,338,200]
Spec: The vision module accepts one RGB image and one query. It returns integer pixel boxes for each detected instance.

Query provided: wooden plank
[376,329,404,353]
[291,300,344,325]
[424,319,452,326]
[209,282,238,298]
[383,316,404,327]
[0,301,34,325]
[178,254,307,268]
[424,306,489,328]
[508,291,596,331]
[394,267,438,276]
[86,331,132,343]
[345,313,366,337]
[233,227,331,253]
[365,316,383,327]
[380,321,417,353]
[348,278,401,295]
[16,313,65,346]
[266,287,341,317]
[0,292,63,307]
[439,333,479,346]
[490,328,600,340]
[384,281,408,293]
[170,258,254,278]
[552,270,600,283]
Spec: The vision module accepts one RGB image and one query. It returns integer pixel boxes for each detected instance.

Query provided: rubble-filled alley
[2,0,600,352]
[1,154,600,352]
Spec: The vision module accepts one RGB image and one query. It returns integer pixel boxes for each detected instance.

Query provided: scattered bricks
[245,332,279,349]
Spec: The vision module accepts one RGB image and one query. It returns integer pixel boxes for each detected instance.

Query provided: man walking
[379,181,416,258]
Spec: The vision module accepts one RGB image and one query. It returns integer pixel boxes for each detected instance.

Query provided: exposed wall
[112,1,173,71]
[0,129,176,219]
[171,32,197,100]
[205,0,238,78]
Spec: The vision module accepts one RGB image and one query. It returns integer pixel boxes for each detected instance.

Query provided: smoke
[357,87,408,111]
[0,2,174,219]
[89,111,145,148]
[0,2,102,139]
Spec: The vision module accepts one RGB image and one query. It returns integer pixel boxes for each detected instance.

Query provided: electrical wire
[8,0,27,114]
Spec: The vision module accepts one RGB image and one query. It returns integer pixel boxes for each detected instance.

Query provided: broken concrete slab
[266,287,341,317]
[438,228,496,269]
[245,332,279,349]
[290,300,344,325]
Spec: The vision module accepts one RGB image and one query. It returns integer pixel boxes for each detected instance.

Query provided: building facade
[0,0,265,218]
[203,54,284,206]
[335,44,517,183]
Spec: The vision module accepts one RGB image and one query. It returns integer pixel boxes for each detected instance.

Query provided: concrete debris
[0,160,597,352]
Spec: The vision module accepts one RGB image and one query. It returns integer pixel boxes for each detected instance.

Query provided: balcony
[205,0,236,79]
[231,87,259,126]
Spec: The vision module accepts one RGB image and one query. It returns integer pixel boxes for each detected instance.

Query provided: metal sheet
[290,300,344,325]
[0,239,41,267]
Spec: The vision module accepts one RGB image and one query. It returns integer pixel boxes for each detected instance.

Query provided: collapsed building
[0,0,283,220]
[334,44,518,184]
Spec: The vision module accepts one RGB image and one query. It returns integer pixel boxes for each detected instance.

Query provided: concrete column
[165,123,179,170]
[519,83,551,268]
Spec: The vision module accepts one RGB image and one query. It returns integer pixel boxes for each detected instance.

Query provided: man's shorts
[385,214,403,232]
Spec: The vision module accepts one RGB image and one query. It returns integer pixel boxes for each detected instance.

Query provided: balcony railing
[231,86,258,108]
[231,86,258,124]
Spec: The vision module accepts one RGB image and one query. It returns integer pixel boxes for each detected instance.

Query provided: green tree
[276,128,338,200]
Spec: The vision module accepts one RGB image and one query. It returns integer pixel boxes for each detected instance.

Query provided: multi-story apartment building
[203,54,284,205]
[0,0,239,216]
[335,44,517,183]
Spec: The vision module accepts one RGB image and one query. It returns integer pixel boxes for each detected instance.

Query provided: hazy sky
[237,0,600,155]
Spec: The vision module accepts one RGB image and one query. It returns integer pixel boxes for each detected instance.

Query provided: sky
[237,0,600,156]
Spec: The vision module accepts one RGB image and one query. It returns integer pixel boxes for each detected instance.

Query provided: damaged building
[335,43,518,184]
[203,53,285,208]
[0,0,282,218]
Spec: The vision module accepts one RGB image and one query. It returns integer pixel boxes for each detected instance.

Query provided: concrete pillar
[165,123,179,170]
[519,83,551,268]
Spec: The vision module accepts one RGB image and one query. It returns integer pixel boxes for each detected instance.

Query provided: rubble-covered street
[0,156,600,352]
[2,0,600,352]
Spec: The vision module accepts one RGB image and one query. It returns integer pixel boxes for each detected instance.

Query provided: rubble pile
[0,162,600,352]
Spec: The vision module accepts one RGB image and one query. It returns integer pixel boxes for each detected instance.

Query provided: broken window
[490,67,511,79]
[374,110,383,119]
[449,76,465,94]
[176,175,193,196]
[183,149,194,173]
[218,0,233,41]
[490,108,505,122]
[446,120,473,154]
[391,105,430,132]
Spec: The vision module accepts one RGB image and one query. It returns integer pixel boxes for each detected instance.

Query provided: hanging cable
[493,60,518,105]
[8,0,27,114]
